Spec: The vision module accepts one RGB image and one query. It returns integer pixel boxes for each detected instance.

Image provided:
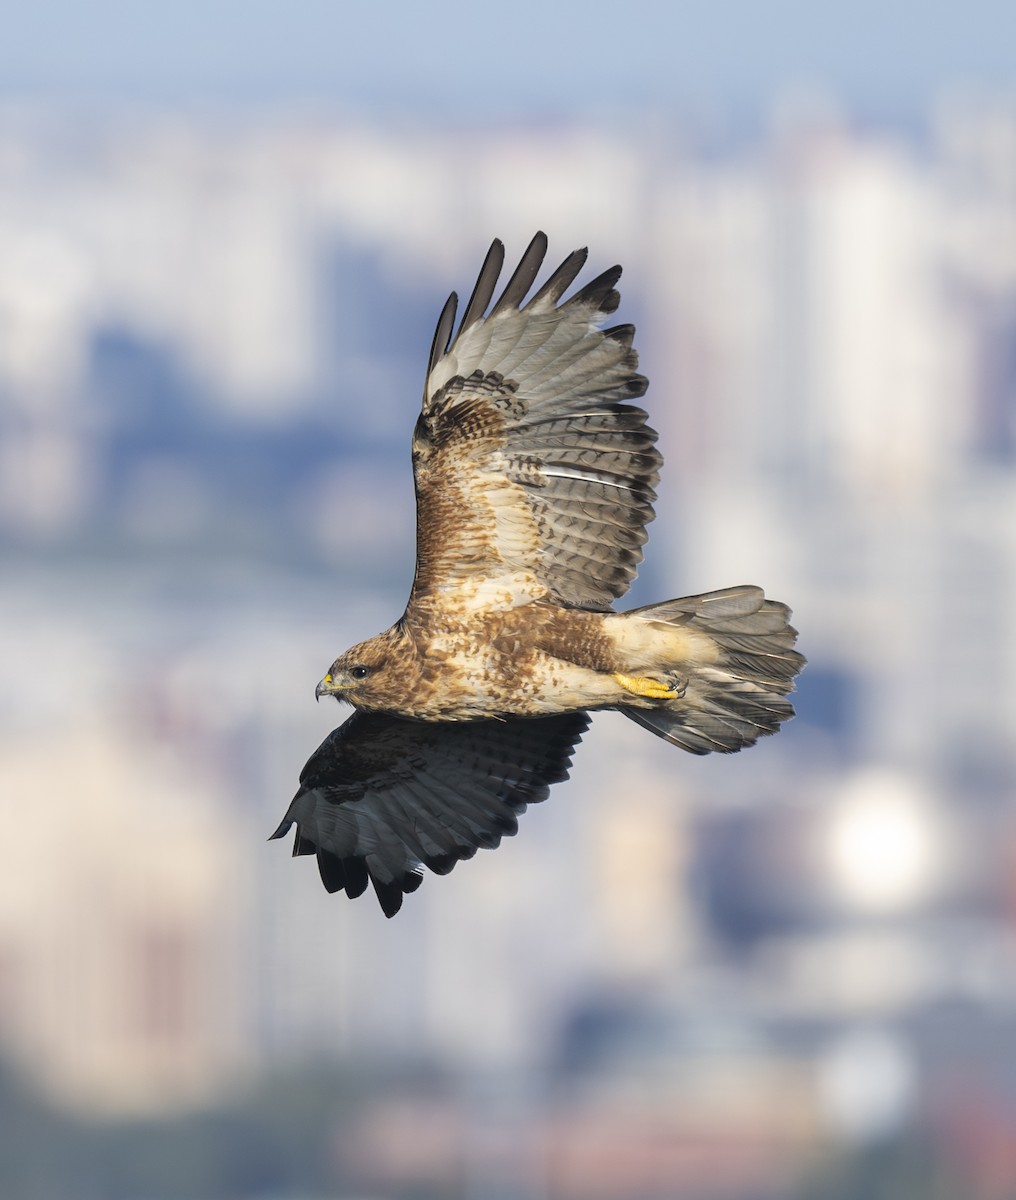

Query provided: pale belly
[410,640,626,720]
[480,654,626,716]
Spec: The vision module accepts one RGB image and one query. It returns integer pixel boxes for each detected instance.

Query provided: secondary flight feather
[272,232,805,915]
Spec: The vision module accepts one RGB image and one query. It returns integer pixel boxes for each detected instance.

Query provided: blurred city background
[2,3,1016,1198]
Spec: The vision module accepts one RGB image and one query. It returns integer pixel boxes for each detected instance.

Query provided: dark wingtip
[526,246,589,309]
[457,238,506,339]
[426,290,458,383]
[490,231,549,316]
[568,264,624,314]
[268,817,292,841]
[316,848,346,894]
[372,875,406,918]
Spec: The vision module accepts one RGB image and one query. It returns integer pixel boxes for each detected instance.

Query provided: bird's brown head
[315,630,404,709]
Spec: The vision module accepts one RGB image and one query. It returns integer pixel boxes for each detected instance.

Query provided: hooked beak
[315,673,348,702]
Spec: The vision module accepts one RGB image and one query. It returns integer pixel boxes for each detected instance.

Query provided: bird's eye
[350,665,369,680]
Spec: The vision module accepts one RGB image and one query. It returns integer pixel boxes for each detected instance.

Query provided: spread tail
[621,585,805,754]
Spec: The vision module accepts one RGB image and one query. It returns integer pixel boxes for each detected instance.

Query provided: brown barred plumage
[273,233,805,916]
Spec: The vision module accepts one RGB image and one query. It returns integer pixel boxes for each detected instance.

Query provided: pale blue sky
[2,0,1013,123]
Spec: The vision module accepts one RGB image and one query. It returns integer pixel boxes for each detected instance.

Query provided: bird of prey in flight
[272,233,804,915]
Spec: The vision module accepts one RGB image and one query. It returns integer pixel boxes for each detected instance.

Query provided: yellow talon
[613,672,679,700]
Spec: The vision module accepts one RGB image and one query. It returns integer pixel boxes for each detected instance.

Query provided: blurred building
[0,100,1015,1187]
[0,705,250,1113]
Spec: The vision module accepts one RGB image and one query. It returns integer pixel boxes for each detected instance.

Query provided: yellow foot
[613,672,680,700]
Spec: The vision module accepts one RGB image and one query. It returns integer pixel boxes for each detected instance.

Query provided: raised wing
[270,710,589,917]
[408,232,662,613]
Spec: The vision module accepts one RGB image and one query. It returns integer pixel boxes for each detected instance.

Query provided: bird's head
[315,631,401,709]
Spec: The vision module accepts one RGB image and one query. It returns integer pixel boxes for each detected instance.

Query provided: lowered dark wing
[408,232,661,613]
[271,710,589,917]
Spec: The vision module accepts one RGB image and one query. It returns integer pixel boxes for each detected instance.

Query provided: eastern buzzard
[272,233,804,915]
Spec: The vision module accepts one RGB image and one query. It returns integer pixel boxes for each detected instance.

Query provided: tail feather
[622,585,805,755]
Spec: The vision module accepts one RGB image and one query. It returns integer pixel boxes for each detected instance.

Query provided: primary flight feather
[272,232,805,916]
